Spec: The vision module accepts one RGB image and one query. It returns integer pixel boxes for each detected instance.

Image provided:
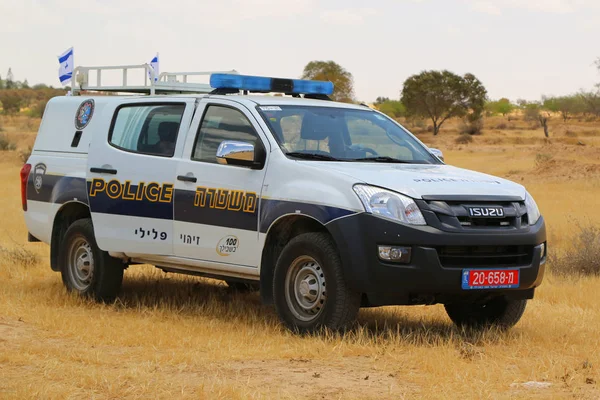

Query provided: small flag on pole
[58,47,74,85]
[149,53,159,82]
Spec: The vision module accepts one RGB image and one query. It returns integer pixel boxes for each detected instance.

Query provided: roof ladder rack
[71,64,238,95]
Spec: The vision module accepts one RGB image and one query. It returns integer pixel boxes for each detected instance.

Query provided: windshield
[257,105,439,164]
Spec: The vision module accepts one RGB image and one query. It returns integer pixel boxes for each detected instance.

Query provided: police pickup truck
[21,65,546,333]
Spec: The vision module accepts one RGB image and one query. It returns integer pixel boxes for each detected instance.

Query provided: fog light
[378,246,411,263]
[539,243,546,258]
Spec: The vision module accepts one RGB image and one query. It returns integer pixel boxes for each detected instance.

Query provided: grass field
[1,115,599,399]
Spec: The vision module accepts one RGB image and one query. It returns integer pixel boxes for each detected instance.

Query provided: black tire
[59,218,124,302]
[226,280,260,292]
[273,232,360,333]
[444,298,527,330]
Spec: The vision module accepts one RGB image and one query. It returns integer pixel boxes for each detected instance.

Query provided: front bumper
[326,213,546,306]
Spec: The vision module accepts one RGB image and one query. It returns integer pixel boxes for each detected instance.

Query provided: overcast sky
[1,0,599,102]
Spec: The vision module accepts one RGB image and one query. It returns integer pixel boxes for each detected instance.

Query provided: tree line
[302,60,600,137]
[0,68,67,117]
[2,60,600,137]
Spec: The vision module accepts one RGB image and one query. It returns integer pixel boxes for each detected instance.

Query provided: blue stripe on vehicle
[27,174,88,205]
[86,181,173,220]
[173,189,258,230]
[27,176,356,230]
[259,198,356,233]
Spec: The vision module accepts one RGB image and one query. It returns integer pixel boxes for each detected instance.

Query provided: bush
[459,119,483,135]
[495,122,508,130]
[27,100,48,119]
[550,224,600,276]
[0,245,39,267]
[0,134,17,151]
[455,134,473,144]
[534,153,554,167]
[565,130,578,137]
[19,146,32,163]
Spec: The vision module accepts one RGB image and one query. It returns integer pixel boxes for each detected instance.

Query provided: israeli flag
[149,53,159,82]
[57,47,74,85]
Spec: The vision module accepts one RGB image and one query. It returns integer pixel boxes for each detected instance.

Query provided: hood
[307,162,526,200]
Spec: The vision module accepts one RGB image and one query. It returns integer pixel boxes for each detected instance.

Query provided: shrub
[0,134,17,151]
[459,119,483,135]
[550,224,600,276]
[27,100,48,119]
[19,146,32,163]
[495,122,508,130]
[455,134,473,144]
[0,245,39,267]
[565,130,578,137]
[534,153,554,167]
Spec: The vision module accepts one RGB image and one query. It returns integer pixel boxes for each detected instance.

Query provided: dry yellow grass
[1,115,600,399]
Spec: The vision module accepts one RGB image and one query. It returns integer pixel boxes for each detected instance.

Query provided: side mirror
[216,140,263,169]
[430,148,444,162]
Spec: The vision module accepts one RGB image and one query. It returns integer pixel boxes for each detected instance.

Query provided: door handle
[90,167,118,175]
[177,175,197,183]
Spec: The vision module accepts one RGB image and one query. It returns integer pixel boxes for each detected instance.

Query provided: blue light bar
[210,73,334,96]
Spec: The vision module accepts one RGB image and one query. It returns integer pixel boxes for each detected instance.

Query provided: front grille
[420,199,529,231]
[437,245,534,268]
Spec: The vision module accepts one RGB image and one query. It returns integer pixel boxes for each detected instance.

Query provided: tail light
[20,163,31,211]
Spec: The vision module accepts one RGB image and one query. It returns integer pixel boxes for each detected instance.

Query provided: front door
[173,100,269,267]
[87,99,194,255]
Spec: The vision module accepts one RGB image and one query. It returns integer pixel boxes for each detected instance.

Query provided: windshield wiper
[350,156,413,163]
[286,152,342,161]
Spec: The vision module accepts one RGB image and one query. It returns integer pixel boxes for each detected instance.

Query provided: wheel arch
[50,201,91,272]
[260,213,333,305]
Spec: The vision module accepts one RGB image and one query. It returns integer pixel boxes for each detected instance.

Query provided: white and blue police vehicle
[20,64,546,333]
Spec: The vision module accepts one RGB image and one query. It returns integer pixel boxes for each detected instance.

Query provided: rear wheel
[444,297,527,329]
[60,218,124,302]
[273,232,360,333]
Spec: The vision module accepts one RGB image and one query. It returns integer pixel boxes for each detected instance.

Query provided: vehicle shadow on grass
[116,273,281,326]
[113,273,511,346]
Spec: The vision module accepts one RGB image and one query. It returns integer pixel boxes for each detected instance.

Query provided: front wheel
[60,218,124,302]
[273,232,361,333]
[444,297,527,329]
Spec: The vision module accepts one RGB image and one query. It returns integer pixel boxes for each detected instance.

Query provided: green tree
[485,98,514,117]
[0,74,3,90]
[523,102,550,137]
[579,87,600,117]
[5,68,14,89]
[496,98,514,116]
[401,70,487,135]
[301,60,354,103]
[0,90,23,115]
[377,100,405,118]
[374,96,390,105]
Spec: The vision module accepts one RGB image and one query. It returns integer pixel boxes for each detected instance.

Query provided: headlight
[525,191,541,225]
[353,184,426,225]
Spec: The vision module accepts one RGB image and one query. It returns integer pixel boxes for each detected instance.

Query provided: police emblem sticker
[75,99,95,130]
[33,163,47,194]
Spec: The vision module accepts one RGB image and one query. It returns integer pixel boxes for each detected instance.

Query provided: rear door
[173,99,270,267]
[87,98,195,256]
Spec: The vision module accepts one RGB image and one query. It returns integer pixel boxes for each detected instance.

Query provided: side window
[109,104,185,157]
[193,105,261,163]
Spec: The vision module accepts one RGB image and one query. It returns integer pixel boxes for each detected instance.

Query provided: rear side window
[109,104,185,157]
[192,105,260,163]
